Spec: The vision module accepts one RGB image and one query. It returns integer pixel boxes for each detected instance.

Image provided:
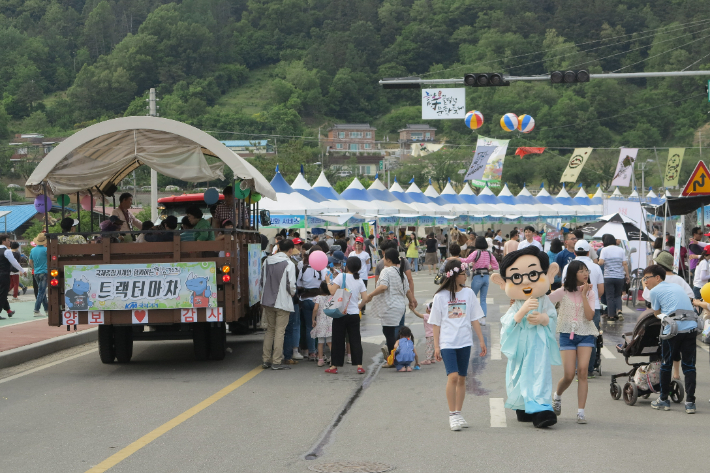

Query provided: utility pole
[148,88,159,222]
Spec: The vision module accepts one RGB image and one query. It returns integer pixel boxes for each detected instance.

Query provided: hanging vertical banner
[673,222,683,273]
[422,88,466,119]
[664,148,685,187]
[469,136,510,188]
[610,148,639,187]
[560,148,593,183]
[464,145,496,183]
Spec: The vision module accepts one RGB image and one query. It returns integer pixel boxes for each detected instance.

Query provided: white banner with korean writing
[63,262,218,311]
[422,88,466,119]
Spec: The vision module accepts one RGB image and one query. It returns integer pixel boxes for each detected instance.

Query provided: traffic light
[463,73,509,87]
[550,70,590,84]
[381,77,421,89]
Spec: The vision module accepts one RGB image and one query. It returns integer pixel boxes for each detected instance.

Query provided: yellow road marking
[85,365,263,473]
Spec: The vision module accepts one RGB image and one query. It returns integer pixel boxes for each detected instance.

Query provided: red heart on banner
[134,310,146,322]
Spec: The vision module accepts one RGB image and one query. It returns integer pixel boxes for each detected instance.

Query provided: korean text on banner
[673,223,683,273]
[247,243,261,307]
[464,146,496,182]
[664,148,685,187]
[468,135,510,188]
[610,148,639,187]
[560,148,593,183]
[421,88,466,119]
[63,262,217,311]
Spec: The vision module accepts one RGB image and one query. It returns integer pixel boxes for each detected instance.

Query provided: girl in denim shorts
[548,260,598,424]
[428,259,487,431]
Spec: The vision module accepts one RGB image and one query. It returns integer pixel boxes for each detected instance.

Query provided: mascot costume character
[491,245,562,428]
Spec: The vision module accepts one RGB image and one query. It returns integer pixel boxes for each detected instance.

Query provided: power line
[682,51,710,71]
[612,32,710,72]
[418,18,710,78]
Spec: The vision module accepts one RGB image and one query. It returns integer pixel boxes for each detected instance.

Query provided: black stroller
[609,310,685,406]
[590,333,603,376]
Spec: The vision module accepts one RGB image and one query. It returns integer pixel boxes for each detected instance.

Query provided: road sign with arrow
[681,161,710,196]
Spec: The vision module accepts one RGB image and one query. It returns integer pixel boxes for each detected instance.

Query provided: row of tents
[258,167,668,219]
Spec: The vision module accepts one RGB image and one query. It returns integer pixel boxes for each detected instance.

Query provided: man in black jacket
[0,234,27,319]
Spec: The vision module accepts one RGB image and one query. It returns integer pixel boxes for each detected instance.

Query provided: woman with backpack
[460,236,499,325]
[364,248,416,356]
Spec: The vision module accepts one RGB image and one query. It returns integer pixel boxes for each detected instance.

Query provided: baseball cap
[574,239,590,252]
[388,231,394,234]
[704,245,710,256]
[355,236,364,243]
[292,237,303,245]
[654,251,674,271]
[331,251,346,263]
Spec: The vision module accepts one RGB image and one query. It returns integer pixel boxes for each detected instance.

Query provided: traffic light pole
[379,70,710,86]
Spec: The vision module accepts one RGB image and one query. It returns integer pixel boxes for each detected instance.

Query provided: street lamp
[638,159,654,197]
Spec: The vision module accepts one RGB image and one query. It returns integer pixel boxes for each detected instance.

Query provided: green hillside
[1,0,710,190]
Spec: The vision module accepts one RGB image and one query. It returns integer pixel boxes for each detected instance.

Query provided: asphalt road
[1,270,709,473]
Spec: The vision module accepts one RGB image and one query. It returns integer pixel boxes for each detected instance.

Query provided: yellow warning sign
[681,161,710,196]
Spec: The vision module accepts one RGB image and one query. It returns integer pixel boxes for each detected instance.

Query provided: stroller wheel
[670,380,685,404]
[623,382,638,406]
[610,382,622,400]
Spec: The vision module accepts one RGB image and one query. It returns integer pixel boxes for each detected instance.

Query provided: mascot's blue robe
[500,296,562,413]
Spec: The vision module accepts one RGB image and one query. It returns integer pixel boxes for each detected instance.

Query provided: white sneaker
[33,311,43,317]
[454,414,469,428]
[552,396,562,415]
[576,413,587,424]
[292,350,304,360]
[449,416,462,431]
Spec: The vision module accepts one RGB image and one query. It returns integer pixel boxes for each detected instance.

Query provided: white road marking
[489,322,501,360]
[0,348,97,385]
[697,340,710,353]
[489,398,507,428]
[601,347,616,359]
[486,298,494,305]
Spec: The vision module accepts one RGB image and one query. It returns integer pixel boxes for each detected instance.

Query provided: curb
[0,328,98,370]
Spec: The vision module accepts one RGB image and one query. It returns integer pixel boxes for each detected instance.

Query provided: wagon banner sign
[63,262,218,311]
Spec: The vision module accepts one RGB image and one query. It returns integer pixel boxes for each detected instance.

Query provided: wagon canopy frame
[25,116,276,200]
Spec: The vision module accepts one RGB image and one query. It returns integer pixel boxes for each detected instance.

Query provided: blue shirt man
[555,232,577,274]
[649,281,696,334]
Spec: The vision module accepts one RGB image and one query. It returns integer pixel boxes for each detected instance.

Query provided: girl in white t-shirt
[429,259,487,431]
[324,257,368,374]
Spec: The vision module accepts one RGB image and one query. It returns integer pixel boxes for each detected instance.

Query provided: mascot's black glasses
[505,270,542,285]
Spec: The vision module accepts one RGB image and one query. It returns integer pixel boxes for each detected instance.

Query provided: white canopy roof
[516,187,559,216]
[25,116,275,200]
[291,173,350,213]
[340,178,401,215]
[404,182,447,215]
[423,182,459,215]
[367,178,416,214]
[259,170,328,215]
[458,182,501,216]
[497,184,542,216]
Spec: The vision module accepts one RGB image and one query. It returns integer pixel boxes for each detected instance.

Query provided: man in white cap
[561,238,604,377]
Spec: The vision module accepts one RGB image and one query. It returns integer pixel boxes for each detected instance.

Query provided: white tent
[516,186,559,216]
[458,182,501,216]
[291,173,350,213]
[340,178,401,215]
[591,186,604,204]
[476,185,519,215]
[554,186,595,216]
[497,184,543,216]
[258,169,329,215]
[367,178,416,214]
[390,179,440,215]
[535,186,574,216]
[423,181,461,215]
[440,180,475,215]
[404,181,449,215]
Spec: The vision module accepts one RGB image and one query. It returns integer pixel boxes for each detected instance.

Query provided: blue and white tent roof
[340,177,401,215]
[498,184,543,216]
[458,182,500,216]
[610,187,624,199]
[312,171,345,202]
[367,177,415,213]
[440,180,473,215]
[645,188,664,206]
[555,186,594,215]
[404,181,448,215]
[516,186,559,216]
[424,180,459,215]
[591,187,604,204]
[536,187,574,215]
[291,173,349,213]
[259,169,329,214]
[477,185,519,215]
[573,186,594,206]
[628,188,640,202]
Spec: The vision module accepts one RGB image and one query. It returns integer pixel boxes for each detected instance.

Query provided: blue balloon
[204,188,220,205]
